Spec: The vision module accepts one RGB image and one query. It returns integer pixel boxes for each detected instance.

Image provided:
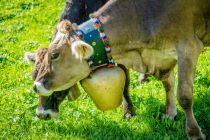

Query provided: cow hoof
[124,113,135,119]
[124,110,136,119]
[188,133,206,140]
[162,113,177,120]
[187,126,206,140]
[124,113,132,119]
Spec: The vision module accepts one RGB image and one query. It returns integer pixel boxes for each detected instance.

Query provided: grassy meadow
[0,0,209,139]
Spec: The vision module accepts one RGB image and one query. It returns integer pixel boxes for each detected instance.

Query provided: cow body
[29,0,210,139]
[94,0,209,76]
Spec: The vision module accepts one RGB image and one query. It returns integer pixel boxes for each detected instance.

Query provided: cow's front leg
[122,95,136,119]
[118,64,136,119]
[161,71,177,120]
[177,37,205,140]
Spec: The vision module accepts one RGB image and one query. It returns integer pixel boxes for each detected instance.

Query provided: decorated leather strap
[72,14,115,68]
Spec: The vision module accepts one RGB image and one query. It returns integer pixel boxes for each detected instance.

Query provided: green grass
[0,0,209,139]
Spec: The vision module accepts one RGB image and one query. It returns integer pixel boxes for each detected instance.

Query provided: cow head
[25,47,81,120]
[25,20,93,96]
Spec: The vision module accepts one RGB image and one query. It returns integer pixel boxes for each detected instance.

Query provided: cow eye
[51,52,60,60]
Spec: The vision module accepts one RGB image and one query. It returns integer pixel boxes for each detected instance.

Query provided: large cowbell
[81,67,126,111]
[75,19,125,111]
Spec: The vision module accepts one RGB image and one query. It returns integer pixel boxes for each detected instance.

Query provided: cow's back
[97,0,210,47]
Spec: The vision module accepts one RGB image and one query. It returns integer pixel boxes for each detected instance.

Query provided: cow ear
[24,52,36,64]
[71,40,93,60]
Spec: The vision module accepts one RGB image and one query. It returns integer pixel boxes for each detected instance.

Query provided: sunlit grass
[0,0,209,139]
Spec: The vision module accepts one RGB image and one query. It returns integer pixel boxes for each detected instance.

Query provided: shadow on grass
[193,91,210,139]
[39,96,186,140]
[43,116,152,140]
[131,92,210,139]
[133,96,186,140]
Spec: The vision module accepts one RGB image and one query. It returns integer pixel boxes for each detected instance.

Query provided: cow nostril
[43,78,48,86]
[33,85,37,93]
[45,114,51,120]
[46,114,50,119]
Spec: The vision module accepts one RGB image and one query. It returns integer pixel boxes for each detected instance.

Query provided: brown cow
[26,0,210,139]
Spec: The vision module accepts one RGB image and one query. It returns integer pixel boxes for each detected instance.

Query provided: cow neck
[72,16,115,70]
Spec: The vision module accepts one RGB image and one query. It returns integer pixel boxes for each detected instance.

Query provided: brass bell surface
[81,67,125,111]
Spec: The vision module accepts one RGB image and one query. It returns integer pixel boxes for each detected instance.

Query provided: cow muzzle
[34,82,53,96]
[36,107,58,120]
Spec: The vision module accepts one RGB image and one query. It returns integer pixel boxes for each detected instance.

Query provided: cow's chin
[38,91,53,96]
[36,81,76,96]
[37,72,90,96]
[52,74,90,92]
[54,81,75,92]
